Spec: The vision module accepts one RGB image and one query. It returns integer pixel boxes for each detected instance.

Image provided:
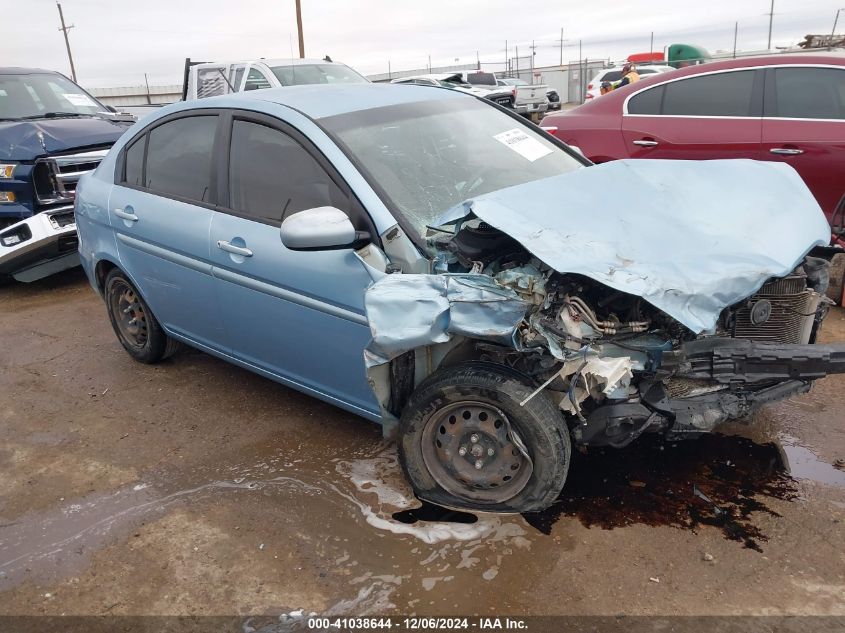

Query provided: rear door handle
[633,139,659,147]
[770,147,804,156]
[216,240,253,257]
[113,208,138,222]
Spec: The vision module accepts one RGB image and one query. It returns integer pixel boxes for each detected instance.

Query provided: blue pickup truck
[0,67,133,282]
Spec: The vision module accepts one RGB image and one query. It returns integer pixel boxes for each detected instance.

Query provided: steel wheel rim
[421,400,533,503]
[110,281,148,350]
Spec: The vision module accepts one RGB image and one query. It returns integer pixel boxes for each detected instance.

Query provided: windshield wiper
[18,112,93,120]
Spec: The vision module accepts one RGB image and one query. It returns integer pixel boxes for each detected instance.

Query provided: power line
[56,2,77,81]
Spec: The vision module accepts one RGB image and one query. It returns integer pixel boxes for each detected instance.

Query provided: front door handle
[216,240,253,257]
[633,139,659,147]
[770,147,804,156]
[113,208,138,222]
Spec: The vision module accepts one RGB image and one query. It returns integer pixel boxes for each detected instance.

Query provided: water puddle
[779,434,845,488]
[392,502,477,525]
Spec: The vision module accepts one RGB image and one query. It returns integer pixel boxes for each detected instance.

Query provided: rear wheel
[398,363,570,513]
[104,269,180,363]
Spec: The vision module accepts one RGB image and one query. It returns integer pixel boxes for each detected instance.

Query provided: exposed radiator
[733,275,821,345]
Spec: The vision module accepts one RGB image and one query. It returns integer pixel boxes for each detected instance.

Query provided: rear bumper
[0,207,80,281]
[515,102,549,115]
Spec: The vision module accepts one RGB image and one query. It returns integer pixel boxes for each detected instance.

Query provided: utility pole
[832,9,842,47]
[579,40,584,103]
[295,0,305,58]
[388,60,392,80]
[650,31,654,54]
[530,40,535,79]
[767,0,774,50]
[505,40,508,74]
[144,73,152,105]
[428,54,431,72]
[733,21,738,58]
[560,27,564,66]
[56,2,77,82]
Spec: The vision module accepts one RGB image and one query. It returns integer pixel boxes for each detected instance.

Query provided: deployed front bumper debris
[660,338,845,385]
[0,208,79,282]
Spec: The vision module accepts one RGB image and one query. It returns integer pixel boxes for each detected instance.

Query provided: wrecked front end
[365,159,845,448]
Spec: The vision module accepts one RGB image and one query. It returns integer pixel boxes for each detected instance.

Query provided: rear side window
[662,70,756,116]
[228,119,347,224]
[145,116,217,203]
[773,67,845,120]
[627,85,664,115]
[244,68,272,91]
[601,70,623,82]
[123,135,146,187]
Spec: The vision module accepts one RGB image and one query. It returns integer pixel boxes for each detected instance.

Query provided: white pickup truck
[465,72,549,119]
[183,57,369,100]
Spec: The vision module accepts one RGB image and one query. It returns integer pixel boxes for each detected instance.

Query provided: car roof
[393,73,462,82]
[577,53,845,111]
[189,82,468,120]
[0,67,60,75]
[193,58,351,69]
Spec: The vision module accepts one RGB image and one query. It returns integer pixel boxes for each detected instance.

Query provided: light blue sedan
[75,83,845,513]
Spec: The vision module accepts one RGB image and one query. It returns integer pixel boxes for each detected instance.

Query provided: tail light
[585,93,594,100]
[587,83,593,90]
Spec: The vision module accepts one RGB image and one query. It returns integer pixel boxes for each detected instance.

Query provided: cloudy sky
[2,0,841,87]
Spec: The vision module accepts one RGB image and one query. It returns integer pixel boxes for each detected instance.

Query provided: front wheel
[398,363,571,513]
[104,268,181,363]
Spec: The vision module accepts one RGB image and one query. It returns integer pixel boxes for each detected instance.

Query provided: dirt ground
[1,268,844,618]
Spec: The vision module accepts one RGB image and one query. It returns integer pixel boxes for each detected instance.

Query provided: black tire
[398,362,571,513]
[104,268,181,363]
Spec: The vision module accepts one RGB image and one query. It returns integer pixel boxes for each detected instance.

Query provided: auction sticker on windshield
[493,128,553,162]
[62,93,97,107]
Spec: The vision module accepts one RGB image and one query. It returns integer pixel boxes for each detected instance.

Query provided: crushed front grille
[33,148,110,205]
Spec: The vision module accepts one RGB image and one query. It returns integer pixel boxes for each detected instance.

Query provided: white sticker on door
[61,93,97,107]
[493,128,553,162]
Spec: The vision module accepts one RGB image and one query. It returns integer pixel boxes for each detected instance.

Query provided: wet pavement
[1,268,844,616]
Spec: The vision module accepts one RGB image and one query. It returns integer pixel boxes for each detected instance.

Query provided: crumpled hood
[439,159,831,333]
[0,116,131,161]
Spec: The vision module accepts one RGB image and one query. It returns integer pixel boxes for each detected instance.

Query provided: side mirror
[280,206,369,251]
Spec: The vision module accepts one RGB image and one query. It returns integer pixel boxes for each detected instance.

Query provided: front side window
[270,64,367,86]
[661,70,756,116]
[772,67,845,120]
[228,119,346,223]
[321,98,582,241]
[144,116,217,203]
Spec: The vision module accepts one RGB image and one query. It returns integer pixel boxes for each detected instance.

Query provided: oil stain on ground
[524,433,799,551]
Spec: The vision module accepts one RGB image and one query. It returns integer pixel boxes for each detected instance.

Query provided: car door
[622,69,763,160]
[208,112,380,415]
[110,112,228,350]
[761,65,845,219]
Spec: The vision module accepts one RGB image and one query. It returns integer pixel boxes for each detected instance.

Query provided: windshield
[322,98,583,241]
[270,64,368,86]
[0,73,104,120]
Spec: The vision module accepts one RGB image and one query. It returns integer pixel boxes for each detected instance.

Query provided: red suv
[542,55,845,246]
